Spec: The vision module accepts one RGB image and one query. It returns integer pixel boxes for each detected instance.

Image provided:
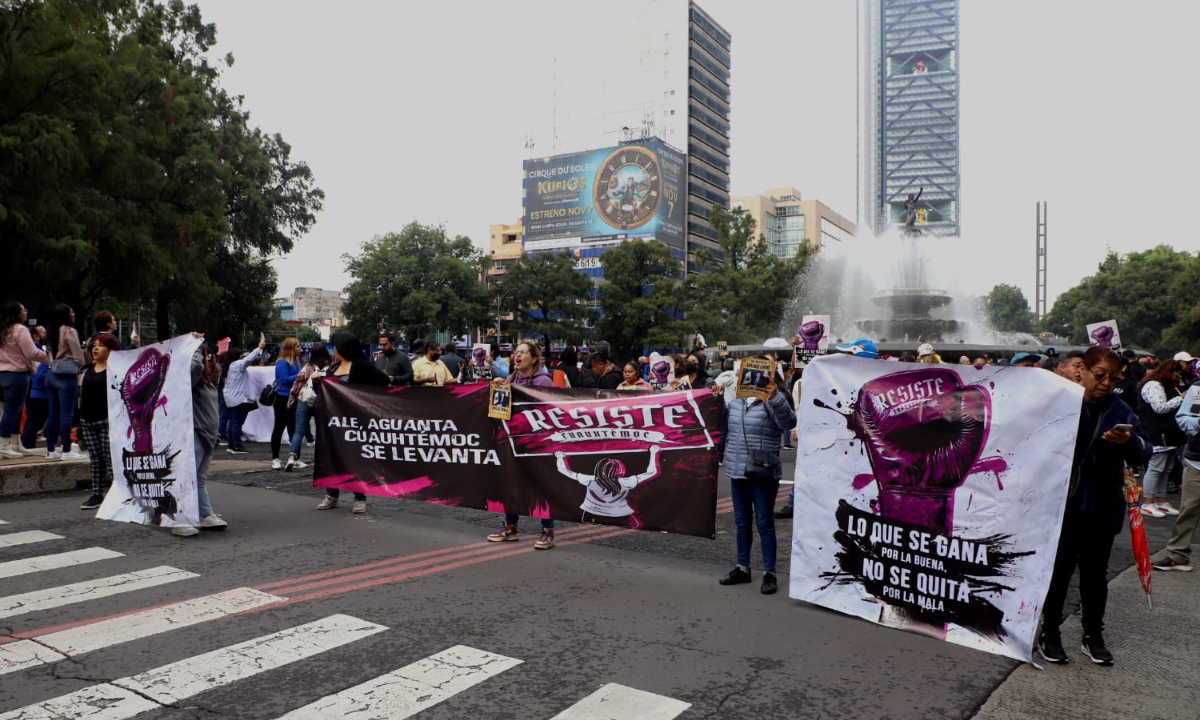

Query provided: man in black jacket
[589,351,623,390]
[375,332,413,387]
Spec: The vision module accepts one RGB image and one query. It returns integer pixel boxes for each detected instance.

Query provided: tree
[686,205,813,344]
[596,240,686,361]
[0,0,322,342]
[342,223,489,341]
[498,251,594,347]
[982,284,1036,333]
[1043,246,1200,356]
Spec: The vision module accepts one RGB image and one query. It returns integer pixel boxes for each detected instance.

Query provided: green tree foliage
[497,251,594,348]
[982,283,1036,333]
[0,0,323,341]
[686,205,813,344]
[1043,246,1200,355]
[342,223,489,341]
[596,239,686,361]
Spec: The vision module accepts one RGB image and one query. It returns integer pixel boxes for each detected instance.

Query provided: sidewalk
[973,559,1199,720]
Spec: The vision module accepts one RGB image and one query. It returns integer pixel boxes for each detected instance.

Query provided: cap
[1174,351,1195,363]
[1010,352,1040,365]
[917,343,935,357]
[835,338,879,359]
[763,337,791,350]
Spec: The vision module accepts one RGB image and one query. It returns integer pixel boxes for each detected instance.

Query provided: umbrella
[1123,469,1153,609]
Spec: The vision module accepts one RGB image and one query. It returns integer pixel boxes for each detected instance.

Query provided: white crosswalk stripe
[0,565,197,619]
[0,614,388,720]
[277,645,523,719]
[0,587,285,676]
[0,547,123,579]
[550,683,692,720]
[0,530,61,548]
[0,519,8,524]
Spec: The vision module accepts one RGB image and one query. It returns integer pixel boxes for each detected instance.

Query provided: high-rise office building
[858,0,960,237]
[548,0,731,268]
[732,188,856,259]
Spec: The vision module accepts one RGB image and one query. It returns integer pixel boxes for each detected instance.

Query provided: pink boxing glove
[799,320,825,350]
[651,360,672,384]
[121,349,171,453]
[851,368,991,531]
[1090,325,1114,347]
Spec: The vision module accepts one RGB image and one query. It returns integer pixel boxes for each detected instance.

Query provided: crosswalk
[0,516,695,719]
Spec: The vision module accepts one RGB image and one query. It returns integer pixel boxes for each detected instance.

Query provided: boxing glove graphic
[121,349,171,454]
[851,368,990,532]
[652,360,672,384]
[1090,325,1114,347]
[799,320,825,350]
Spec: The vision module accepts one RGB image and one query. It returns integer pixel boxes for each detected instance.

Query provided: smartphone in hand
[1112,423,1133,432]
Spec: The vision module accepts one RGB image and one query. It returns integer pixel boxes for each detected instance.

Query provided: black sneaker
[774,505,794,519]
[79,494,104,510]
[719,566,752,585]
[1037,632,1068,664]
[226,447,250,455]
[1151,557,1194,572]
[1081,634,1113,666]
[761,572,778,595]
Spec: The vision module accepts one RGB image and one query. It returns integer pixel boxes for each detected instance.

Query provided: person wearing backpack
[284,344,331,471]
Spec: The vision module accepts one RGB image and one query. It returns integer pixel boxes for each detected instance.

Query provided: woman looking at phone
[1038,346,1151,667]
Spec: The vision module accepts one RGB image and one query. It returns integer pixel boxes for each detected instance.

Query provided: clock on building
[593,146,661,231]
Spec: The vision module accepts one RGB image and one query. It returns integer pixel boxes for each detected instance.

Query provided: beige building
[488,221,524,282]
[731,188,855,258]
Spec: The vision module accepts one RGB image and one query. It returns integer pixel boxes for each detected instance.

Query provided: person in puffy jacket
[487,342,557,549]
[717,359,797,595]
[1038,346,1152,667]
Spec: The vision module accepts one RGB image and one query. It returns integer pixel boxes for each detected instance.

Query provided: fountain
[783,229,1047,350]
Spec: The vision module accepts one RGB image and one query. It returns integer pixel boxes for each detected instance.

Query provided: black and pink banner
[313,381,722,538]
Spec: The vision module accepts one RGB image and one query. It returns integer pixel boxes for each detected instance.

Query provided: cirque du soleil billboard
[522,139,686,247]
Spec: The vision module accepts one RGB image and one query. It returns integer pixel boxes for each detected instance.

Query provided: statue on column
[903,187,924,236]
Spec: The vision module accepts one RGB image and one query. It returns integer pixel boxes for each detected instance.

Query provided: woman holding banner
[487,342,557,549]
[77,334,120,509]
[173,339,229,537]
[718,358,796,595]
[317,333,389,514]
[221,337,265,455]
[1039,346,1151,666]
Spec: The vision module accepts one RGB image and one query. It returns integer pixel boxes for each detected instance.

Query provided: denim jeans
[194,435,214,517]
[325,487,366,501]
[289,400,314,458]
[0,371,30,439]
[45,371,79,453]
[505,513,554,530]
[20,397,48,449]
[1143,448,1177,499]
[730,475,780,573]
[227,403,252,450]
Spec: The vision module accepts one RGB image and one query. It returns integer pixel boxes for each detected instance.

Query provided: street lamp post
[495,288,514,346]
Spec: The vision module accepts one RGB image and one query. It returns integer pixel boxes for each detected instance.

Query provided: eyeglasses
[1090,369,1116,385]
[512,349,529,356]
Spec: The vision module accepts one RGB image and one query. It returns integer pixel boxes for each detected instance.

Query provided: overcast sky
[195,0,1199,310]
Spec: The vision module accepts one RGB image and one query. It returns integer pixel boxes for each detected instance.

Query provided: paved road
[0,445,1184,719]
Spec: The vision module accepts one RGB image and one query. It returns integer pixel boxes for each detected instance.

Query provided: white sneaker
[17,443,41,456]
[199,514,228,531]
[171,526,199,537]
[292,460,308,469]
[271,458,282,470]
[284,455,295,472]
[1141,504,1166,518]
[60,450,86,461]
[1158,502,1181,516]
[0,441,21,459]
[46,450,61,460]
[352,500,367,514]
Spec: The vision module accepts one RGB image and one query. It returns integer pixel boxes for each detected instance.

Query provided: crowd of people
[2,301,1198,663]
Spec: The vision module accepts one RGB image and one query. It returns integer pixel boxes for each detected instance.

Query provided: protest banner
[97,334,204,527]
[469,344,492,383]
[735,357,775,400]
[1086,320,1122,350]
[314,382,722,537]
[789,355,1081,663]
[794,314,831,365]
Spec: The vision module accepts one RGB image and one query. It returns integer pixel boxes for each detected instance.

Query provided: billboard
[523,139,686,248]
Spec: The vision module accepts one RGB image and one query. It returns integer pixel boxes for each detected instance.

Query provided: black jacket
[1070,395,1152,534]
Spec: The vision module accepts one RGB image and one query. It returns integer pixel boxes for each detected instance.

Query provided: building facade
[548,0,731,268]
[732,188,857,258]
[859,0,960,237]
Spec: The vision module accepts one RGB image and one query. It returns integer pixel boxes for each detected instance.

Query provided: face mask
[685,362,698,373]
[430,353,441,362]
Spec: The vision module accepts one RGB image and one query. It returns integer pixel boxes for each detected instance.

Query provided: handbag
[50,358,81,377]
[259,383,278,406]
